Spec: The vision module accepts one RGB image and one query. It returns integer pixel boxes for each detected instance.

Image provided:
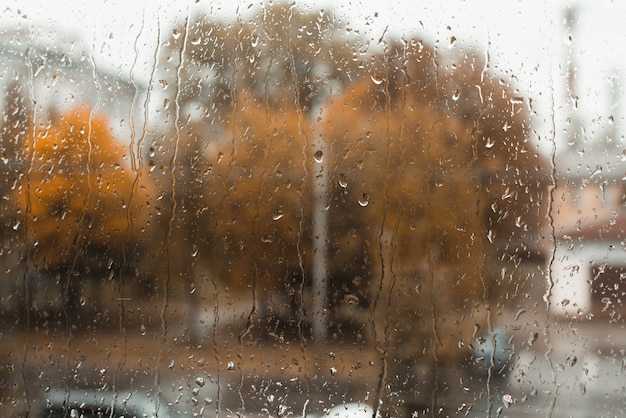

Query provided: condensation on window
[1,1,625,417]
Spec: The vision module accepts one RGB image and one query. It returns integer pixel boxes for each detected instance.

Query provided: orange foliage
[18,107,151,273]
[207,92,314,295]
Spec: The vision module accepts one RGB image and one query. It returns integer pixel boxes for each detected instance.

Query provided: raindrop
[370,73,384,85]
[172,28,181,40]
[452,89,461,101]
[338,174,348,188]
[591,165,603,177]
[487,229,494,243]
[502,394,513,408]
[566,355,577,367]
[358,193,369,207]
[449,35,457,48]
[330,367,337,376]
[343,294,360,305]
[34,61,44,77]
[195,377,206,387]
[205,398,213,405]
[528,332,539,345]
[485,137,494,148]
[226,361,236,371]
[169,360,176,369]
[473,323,480,337]
[272,209,284,221]
[314,149,324,163]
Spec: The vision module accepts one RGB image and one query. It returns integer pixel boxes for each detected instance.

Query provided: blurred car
[472,327,515,379]
[40,388,176,418]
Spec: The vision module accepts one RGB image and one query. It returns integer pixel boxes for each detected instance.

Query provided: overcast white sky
[3,0,626,149]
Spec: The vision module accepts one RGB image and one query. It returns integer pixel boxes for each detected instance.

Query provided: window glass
[1,1,625,417]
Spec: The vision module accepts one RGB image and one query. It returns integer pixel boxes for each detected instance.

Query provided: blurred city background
[0,1,625,417]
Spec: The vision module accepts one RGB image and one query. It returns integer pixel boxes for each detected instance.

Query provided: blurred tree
[158,4,548,336]
[0,80,32,318]
[161,2,359,124]
[16,107,153,315]
[155,7,549,409]
[0,81,30,236]
[322,39,549,406]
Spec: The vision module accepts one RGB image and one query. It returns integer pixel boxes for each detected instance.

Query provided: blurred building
[0,26,142,139]
[550,8,626,319]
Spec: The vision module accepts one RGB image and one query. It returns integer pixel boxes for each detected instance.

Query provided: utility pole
[311,134,328,342]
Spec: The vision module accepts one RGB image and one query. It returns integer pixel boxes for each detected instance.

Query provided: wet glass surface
[1,1,626,417]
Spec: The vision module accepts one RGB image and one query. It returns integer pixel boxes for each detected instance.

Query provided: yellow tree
[321,38,549,407]
[17,107,152,312]
[203,91,315,335]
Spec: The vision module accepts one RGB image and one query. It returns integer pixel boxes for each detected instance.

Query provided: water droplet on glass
[169,360,176,369]
[330,367,337,376]
[566,355,577,367]
[485,137,494,148]
[226,361,236,371]
[272,209,284,221]
[528,332,539,345]
[358,193,369,207]
[502,394,513,408]
[370,73,384,85]
[343,294,360,305]
[314,149,324,163]
[449,35,457,49]
[172,28,181,40]
[195,377,205,387]
[338,173,348,188]
[452,89,461,101]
